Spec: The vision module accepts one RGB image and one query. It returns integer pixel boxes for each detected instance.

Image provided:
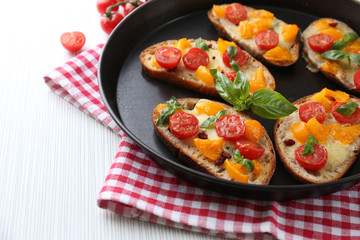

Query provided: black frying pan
[98,0,360,200]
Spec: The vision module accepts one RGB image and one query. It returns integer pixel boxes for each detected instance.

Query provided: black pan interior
[99,0,360,200]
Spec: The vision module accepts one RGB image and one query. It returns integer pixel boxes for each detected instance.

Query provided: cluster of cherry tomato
[294,99,360,171]
[169,111,265,160]
[155,45,248,75]
[226,4,280,50]
[307,33,360,89]
[97,0,148,35]
[61,0,148,52]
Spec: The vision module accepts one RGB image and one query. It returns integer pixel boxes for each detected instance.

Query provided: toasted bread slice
[208,3,299,67]
[274,90,360,183]
[302,18,360,95]
[140,38,275,98]
[152,98,276,185]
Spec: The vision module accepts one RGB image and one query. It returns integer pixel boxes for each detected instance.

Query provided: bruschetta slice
[140,38,275,98]
[302,18,360,95]
[153,97,276,185]
[208,3,300,67]
[274,88,360,183]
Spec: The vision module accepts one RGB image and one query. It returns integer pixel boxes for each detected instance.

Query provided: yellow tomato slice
[263,46,295,62]
[249,69,266,93]
[244,120,264,142]
[306,118,330,144]
[237,20,252,39]
[291,122,309,144]
[212,4,226,18]
[318,27,343,41]
[282,24,299,42]
[195,66,214,85]
[173,38,192,52]
[193,138,224,161]
[194,99,225,116]
[217,38,237,54]
[224,160,249,183]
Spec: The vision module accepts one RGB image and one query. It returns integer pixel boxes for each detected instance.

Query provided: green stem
[105,0,142,18]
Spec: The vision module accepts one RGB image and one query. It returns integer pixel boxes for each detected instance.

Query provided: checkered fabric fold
[44,44,360,240]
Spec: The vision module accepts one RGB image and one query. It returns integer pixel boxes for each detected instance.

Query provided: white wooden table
[0,0,222,239]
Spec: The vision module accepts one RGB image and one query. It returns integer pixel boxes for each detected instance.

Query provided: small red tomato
[255,30,279,50]
[295,145,327,171]
[307,33,334,53]
[223,46,248,68]
[182,48,209,71]
[299,102,326,123]
[225,3,247,25]
[235,139,265,160]
[155,47,182,69]
[96,0,119,14]
[100,12,124,35]
[60,31,86,52]
[169,111,199,139]
[215,115,245,141]
[354,70,360,89]
[331,101,360,125]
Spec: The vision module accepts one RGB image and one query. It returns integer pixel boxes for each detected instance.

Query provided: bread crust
[152,98,276,185]
[207,5,299,67]
[301,18,360,96]
[140,39,275,98]
[274,94,360,184]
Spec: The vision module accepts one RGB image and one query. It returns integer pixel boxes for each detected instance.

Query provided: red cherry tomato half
[223,46,248,68]
[225,3,248,25]
[307,33,334,53]
[295,145,328,171]
[331,101,360,125]
[215,115,245,141]
[235,139,265,160]
[182,48,209,71]
[169,111,199,139]
[100,12,124,35]
[155,47,182,69]
[354,70,360,90]
[255,30,279,50]
[60,31,86,53]
[299,102,326,123]
[96,0,118,14]
[225,72,237,82]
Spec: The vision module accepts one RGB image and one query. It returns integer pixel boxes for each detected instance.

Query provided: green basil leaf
[156,107,176,126]
[302,135,319,156]
[336,101,359,115]
[233,70,250,100]
[227,45,237,59]
[331,40,347,50]
[230,59,241,73]
[200,116,217,128]
[233,149,254,172]
[350,54,360,65]
[200,110,228,128]
[166,96,182,109]
[211,69,252,111]
[216,109,228,118]
[233,98,253,112]
[320,50,348,60]
[250,89,297,119]
[195,37,209,51]
[156,96,182,126]
[211,69,242,106]
[343,32,359,43]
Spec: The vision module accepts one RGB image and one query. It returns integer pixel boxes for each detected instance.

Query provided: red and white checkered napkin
[44,44,360,240]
